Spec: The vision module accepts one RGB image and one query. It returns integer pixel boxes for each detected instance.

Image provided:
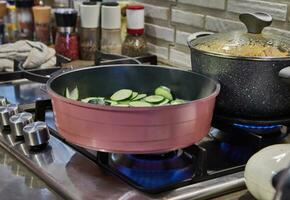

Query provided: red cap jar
[126,4,144,35]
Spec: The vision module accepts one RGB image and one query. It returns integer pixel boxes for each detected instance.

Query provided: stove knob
[0,97,7,106]
[9,112,33,138]
[0,104,19,128]
[23,121,50,148]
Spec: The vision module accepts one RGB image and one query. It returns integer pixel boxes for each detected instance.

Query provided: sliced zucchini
[113,104,129,107]
[130,92,139,100]
[88,97,106,105]
[144,95,164,103]
[158,98,170,105]
[110,89,133,101]
[154,86,173,101]
[170,99,186,105]
[65,87,79,100]
[118,100,131,105]
[81,97,100,103]
[132,94,147,101]
[105,100,118,105]
[129,101,152,107]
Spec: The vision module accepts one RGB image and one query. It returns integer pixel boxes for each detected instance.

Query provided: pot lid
[188,13,290,59]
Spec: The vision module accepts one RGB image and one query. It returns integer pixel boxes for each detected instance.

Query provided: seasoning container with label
[32,6,51,45]
[101,3,122,54]
[122,4,147,57]
[54,9,79,60]
[0,1,6,44]
[79,2,100,60]
[15,0,34,40]
[6,0,17,42]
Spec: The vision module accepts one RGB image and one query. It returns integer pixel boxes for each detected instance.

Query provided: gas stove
[0,55,289,200]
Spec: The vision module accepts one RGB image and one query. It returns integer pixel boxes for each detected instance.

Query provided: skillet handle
[279,66,290,78]
[187,31,214,47]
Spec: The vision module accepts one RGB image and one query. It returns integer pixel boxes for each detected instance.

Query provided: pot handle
[279,66,290,78]
[187,31,214,47]
[239,12,272,34]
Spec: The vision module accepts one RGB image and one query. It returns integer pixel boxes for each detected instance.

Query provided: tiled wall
[135,0,290,69]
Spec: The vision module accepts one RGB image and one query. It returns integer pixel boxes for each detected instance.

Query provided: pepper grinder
[101,2,122,54]
[32,6,51,45]
[79,1,100,60]
[54,8,79,60]
[15,0,34,40]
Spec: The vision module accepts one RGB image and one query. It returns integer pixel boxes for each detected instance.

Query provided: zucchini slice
[113,104,130,107]
[81,97,100,103]
[170,99,186,105]
[105,100,118,105]
[88,97,106,105]
[144,95,164,103]
[110,89,133,101]
[158,98,170,105]
[154,86,173,101]
[132,94,147,101]
[130,92,139,100]
[65,87,79,100]
[129,101,152,107]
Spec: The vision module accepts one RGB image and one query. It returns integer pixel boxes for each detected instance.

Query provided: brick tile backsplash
[176,30,191,46]
[171,9,204,28]
[169,48,191,69]
[205,16,245,32]
[142,3,169,20]
[227,0,288,21]
[145,23,174,42]
[178,0,226,10]
[141,0,290,68]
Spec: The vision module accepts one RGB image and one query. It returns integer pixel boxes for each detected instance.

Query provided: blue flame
[233,123,281,129]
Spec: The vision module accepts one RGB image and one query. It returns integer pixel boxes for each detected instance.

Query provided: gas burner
[219,142,254,163]
[108,150,196,189]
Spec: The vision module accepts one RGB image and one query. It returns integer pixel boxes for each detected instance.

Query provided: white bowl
[245,144,290,200]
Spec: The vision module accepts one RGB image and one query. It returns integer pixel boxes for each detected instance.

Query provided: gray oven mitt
[0,40,56,72]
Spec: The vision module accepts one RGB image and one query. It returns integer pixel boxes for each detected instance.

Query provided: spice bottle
[101,2,122,54]
[79,2,100,60]
[54,8,79,60]
[122,4,147,57]
[118,1,130,42]
[15,0,34,40]
[0,1,6,44]
[32,6,51,45]
[6,0,17,42]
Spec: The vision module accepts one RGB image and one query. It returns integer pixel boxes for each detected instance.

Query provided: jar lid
[189,13,290,59]
[80,2,100,28]
[126,4,144,35]
[54,8,78,28]
[101,2,121,29]
[32,6,51,24]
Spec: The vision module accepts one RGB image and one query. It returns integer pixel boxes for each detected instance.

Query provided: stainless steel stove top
[0,79,288,200]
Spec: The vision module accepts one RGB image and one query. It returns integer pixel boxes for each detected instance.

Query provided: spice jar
[6,0,17,42]
[54,9,79,60]
[118,1,130,42]
[122,4,147,57]
[32,6,51,45]
[15,0,34,40]
[79,2,100,60]
[0,1,6,44]
[101,2,122,54]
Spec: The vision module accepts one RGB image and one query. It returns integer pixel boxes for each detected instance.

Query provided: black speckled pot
[189,49,290,120]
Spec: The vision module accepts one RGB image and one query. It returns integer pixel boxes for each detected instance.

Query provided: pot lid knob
[9,112,33,138]
[0,104,19,128]
[23,121,50,148]
[239,12,272,34]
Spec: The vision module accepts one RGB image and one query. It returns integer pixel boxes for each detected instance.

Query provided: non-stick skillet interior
[49,65,218,101]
